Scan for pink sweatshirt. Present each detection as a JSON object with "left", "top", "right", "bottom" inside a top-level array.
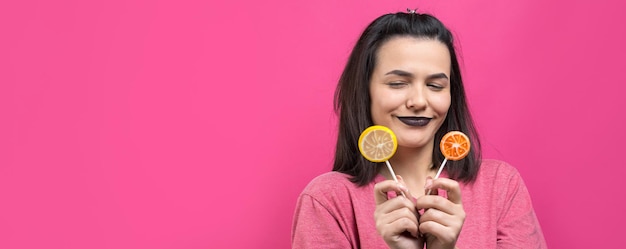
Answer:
[{"left": 292, "top": 159, "right": 547, "bottom": 248}]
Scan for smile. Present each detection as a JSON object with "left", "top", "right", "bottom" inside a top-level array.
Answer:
[{"left": 397, "top": 116, "right": 432, "bottom": 127}]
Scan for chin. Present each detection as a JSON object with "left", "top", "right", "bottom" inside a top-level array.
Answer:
[{"left": 397, "top": 139, "right": 430, "bottom": 149}]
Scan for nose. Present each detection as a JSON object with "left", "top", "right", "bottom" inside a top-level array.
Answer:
[{"left": 406, "top": 85, "right": 427, "bottom": 111}]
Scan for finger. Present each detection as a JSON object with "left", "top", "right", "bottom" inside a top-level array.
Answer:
[
  {"left": 396, "top": 175, "right": 414, "bottom": 200},
  {"left": 374, "top": 180, "right": 409, "bottom": 205},
  {"left": 424, "top": 176, "right": 439, "bottom": 196},
  {"left": 377, "top": 207, "right": 420, "bottom": 237},
  {"left": 379, "top": 218, "right": 420, "bottom": 239},
  {"left": 419, "top": 220, "right": 457, "bottom": 244},
  {"left": 426, "top": 178, "right": 462, "bottom": 204},
  {"left": 375, "top": 195, "right": 418, "bottom": 217},
  {"left": 415, "top": 195, "right": 459, "bottom": 215},
  {"left": 419, "top": 206, "right": 457, "bottom": 227},
  {"left": 396, "top": 174, "right": 406, "bottom": 186}
]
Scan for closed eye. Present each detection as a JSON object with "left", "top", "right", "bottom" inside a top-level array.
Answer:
[
  {"left": 387, "top": 82, "right": 408, "bottom": 88},
  {"left": 427, "top": 83, "right": 445, "bottom": 90}
]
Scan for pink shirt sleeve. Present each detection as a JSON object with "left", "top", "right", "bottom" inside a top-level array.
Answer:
[
  {"left": 496, "top": 169, "right": 547, "bottom": 249},
  {"left": 291, "top": 194, "right": 352, "bottom": 248}
]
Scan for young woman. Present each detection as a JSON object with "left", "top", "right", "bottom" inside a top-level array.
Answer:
[{"left": 292, "top": 11, "right": 546, "bottom": 249}]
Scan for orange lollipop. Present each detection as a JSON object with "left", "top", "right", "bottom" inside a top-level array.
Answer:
[
  {"left": 440, "top": 131, "right": 471, "bottom": 161},
  {"left": 428, "top": 131, "right": 471, "bottom": 195}
]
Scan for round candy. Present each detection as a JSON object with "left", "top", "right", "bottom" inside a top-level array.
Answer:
[
  {"left": 358, "top": 125, "right": 398, "bottom": 162},
  {"left": 440, "top": 131, "right": 471, "bottom": 160}
]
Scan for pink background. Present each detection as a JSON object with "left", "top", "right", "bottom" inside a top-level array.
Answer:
[{"left": 1, "top": 0, "right": 625, "bottom": 248}]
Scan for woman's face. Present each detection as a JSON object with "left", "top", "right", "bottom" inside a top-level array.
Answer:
[{"left": 369, "top": 37, "right": 451, "bottom": 150}]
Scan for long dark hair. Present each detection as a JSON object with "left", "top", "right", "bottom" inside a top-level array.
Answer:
[{"left": 332, "top": 12, "right": 482, "bottom": 186}]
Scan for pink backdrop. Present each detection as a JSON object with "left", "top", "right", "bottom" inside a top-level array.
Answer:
[{"left": 2, "top": 0, "right": 625, "bottom": 248}]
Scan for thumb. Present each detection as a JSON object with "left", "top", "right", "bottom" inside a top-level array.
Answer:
[
  {"left": 396, "top": 174, "right": 406, "bottom": 185},
  {"left": 395, "top": 175, "right": 414, "bottom": 201},
  {"left": 425, "top": 176, "right": 438, "bottom": 196}
]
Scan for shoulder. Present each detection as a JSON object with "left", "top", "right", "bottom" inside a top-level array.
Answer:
[
  {"left": 465, "top": 159, "right": 526, "bottom": 192},
  {"left": 297, "top": 171, "right": 376, "bottom": 211},
  {"left": 295, "top": 171, "right": 369, "bottom": 222},
  {"left": 293, "top": 172, "right": 374, "bottom": 248},
  {"left": 300, "top": 171, "right": 359, "bottom": 198},
  {"left": 476, "top": 159, "right": 523, "bottom": 181},
  {"left": 461, "top": 159, "right": 533, "bottom": 215}
]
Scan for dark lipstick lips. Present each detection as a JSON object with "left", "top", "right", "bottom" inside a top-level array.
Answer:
[{"left": 397, "top": 117, "right": 432, "bottom": 127}]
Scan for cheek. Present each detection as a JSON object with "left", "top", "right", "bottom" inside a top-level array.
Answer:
[
  {"left": 371, "top": 98, "right": 400, "bottom": 119},
  {"left": 370, "top": 99, "right": 386, "bottom": 123},
  {"left": 370, "top": 93, "right": 397, "bottom": 123},
  {"left": 373, "top": 90, "right": 405, "bottom": 109},
  {"left": 370, "top": 90, "right": 390, "bottom": 111},
  {"left": 432, "top": 95, "right": 451, "bottom": 115}
]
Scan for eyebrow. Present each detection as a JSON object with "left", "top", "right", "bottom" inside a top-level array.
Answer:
[
  {"left": 385, "top": 70, "right": 449, "bottom": 80},
  {"left": 426, "top": 73, "right": 449, "bottom": 81},
  {"left": 385, "top": 70, "right": 414, "bottom": 78}
]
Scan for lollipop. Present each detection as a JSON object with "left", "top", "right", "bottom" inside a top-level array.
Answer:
[
  {"left": 427, "top": 131, "right": 471, "bottom": 195},
  {"left": 440, "top": 131, "right": 471, "bottom": 161},
  {"left": 358, "top": 125, "right": 405, "bottom": 197},
  {"left": 358, "top": 125, "right": 397, "bottom": 163}
]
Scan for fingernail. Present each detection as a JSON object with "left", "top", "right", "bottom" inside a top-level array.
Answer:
[
  {"left": 424, "top": 178, "right": 433, "bottom": 189},
  {"left": 398, "top": 184, "right": 408, "bottom": 192}
]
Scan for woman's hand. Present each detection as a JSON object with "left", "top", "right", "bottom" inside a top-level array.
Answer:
[
  {"left": 416, "top": 177, "right": 465, "bottom": 249},
  {"left": 374, "top": 176, "right": 424, "bottom": 249}
]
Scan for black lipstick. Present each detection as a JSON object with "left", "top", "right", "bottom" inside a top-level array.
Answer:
[{"left": 397, "top": 116, "right": 431, "bottom": 127}]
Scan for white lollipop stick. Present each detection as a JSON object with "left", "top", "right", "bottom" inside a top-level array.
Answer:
[
  {"left": 385, "top": 160, "right": 407, "bottom": 198},
  {"left": 426, "top": 158, "right": 448, "bottom": 195}
]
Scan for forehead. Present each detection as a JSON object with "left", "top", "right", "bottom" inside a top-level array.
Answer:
[{"left": 374, "top": 37, "right": 451, "bottom": 75}]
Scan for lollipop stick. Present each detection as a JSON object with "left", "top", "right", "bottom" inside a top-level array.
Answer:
[
  {"left": 426, "top": 158, "right": 448, "bottom": 195},
  {"left": 385, "top": 160, "right": 407, "bottom": 198},
  {"left": 433, "top": 158, "right": 448, "bottom": 179}
]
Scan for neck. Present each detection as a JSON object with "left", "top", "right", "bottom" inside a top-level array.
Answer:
[{"left": 379, "top": 144, "right": 437, "bottom": 197}]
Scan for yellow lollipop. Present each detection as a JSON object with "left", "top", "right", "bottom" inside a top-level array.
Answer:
[
  {"left": 358, "top": 126, "right": 404, "bottom": 196},
  {"left": 358, "top": 125, "right": 398, "bottom": 162}
]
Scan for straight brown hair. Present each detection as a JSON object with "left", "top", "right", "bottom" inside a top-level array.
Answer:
[{"left": 332, "top": 12, "right": 482, "bottom": 186}]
